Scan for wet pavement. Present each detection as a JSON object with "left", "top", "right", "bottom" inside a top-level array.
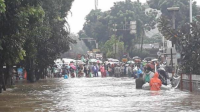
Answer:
[{"left": 0, "top": 77, "right": 200, "bottom": 112}]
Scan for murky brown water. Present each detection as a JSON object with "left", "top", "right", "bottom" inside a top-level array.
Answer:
[{"left": 0, "top": 77, "right": 200, "bottom": 112}]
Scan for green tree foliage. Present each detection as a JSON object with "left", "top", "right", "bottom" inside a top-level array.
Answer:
[
  {"left": 79, "top": 0, "right": 157, "bottom": 53},
  {"left": 157, "top": 16, "right": 179, "bottom": 45},
  {"left": 0, "top": 0, "right": 75, "bottom": 85},
  {"left": 158, "top": 15, "right": 200, "bottom": 74},
  {"left": 100, "top": 35, "right": 124, "bottom": 59},
  {"left": 146, "top": 0, "right": 200, "bottom": 74},
  {"left": 147, "top": 0, "right": 200, "bottom": 28},
  {"left": 0, "top": 0, "right": 5, "bottom": 13},
  {"left": 23, "top": 0, "right": 75, "bottom": 82}
]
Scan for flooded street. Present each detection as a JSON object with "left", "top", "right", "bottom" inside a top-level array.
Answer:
[{"left": 1, "top": 77, "right": 200, "bottom": 112}]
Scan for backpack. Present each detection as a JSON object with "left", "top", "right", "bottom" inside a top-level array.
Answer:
[{"left": 145, "top": 73, "right": 150, "bottom": 83}]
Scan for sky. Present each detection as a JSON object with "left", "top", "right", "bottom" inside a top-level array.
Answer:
[{"left": 67, "top": 0, "right": 200, "bottom": 34}]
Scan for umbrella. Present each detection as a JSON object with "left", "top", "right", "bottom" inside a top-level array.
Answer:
[
  {"left": 97, "top": 60, "right": 102, "bottom": 63},
  {"left": 151, "top": 59, "right": 158, "bottom": 62},
  {"left": 127, "top": 61, "right": 135, "bottom": 64},
  {"left": 70, "top": 65, "right": 76, "bottom": 70},
  {"left": 137, "top": 69, "right": 143, "bottom": 75},
  {"left": 132, "top": 56, "right": 141, "bottom": 60},
  {"left": 89, "top": 59, "right": 97, "bottom": 63},
  {"left": 78, "top": 61, "right": 85, "bottom": 65},
  {"left": 76, "top": 60, "right": 84, "bottom": 65}
]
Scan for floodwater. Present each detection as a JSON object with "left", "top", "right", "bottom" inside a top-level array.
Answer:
[{"left": 0, "top": 77, "right": 200, "bottom": 112}]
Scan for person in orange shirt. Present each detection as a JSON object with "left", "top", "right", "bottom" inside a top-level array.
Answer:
[{"left": 150, "top": 72, "right": 162, "bottom": 91}]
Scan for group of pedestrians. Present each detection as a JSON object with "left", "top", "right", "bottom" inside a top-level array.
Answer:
[
  {"left": 53, "top": 57, "right": 169, "bottom": 91},
  {"left": 107, "top": 63, "right": 143, "bottom": 78},
  {"left": 56, "top": 62, "right": 106, "bottom": 78},
  {"left": 135, "top": 61, "right": 170, "bottom": 91}
]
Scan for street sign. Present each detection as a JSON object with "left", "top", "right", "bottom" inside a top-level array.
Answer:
[
  {"left": 167, "top": 40, "right": 172, "bottom": 48},
  {"left": 130, "top": 21, "right": 136, "bottom": 34}
]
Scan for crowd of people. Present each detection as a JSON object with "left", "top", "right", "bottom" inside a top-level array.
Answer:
[
  {"left": 50, "top": 57, "right": 171, "bottom": 91},
  {"left": 134, "top": 60, "right": 171, "bottom": 91}
]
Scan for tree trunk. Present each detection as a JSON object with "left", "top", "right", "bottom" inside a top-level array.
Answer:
[
  {"left": 5, "top": 65, "right": 13, "bottom": 87},
  {"left": 0, "top": 63, "right": 6, "bottom": 93},
  {"left": 44, "top": 68, "right": 47, "bottom": 78},
  {"left": 27, "top": 68, "right": 36, "bottom": 83},
  {"left": 26, "top": 58, "right": 36, "bottom": 83},
  {"left": 35, "top": 68, "right": 40, "bottom": 81},
  {"left": 41, "top": 67, "right": 45, "bottom": 79}
]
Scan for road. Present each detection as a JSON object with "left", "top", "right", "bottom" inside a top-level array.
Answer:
[{"left": 0, "top": 77, "right": 200, "bottom": 112}]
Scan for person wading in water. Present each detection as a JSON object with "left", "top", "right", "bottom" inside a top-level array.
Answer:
[
  {"left": 135, "top": 73, "right": 145, "bottom": 89},
  {"left": 150, "top": 72, "right": 162, "bottom": 91}
]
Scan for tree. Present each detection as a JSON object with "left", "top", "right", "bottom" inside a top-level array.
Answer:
[
  {"left": 80, "top": 0, "right": 157, "bottom": 53},
  {"left": 0, "top": 0, "right": 5, "bottom": 13},
  {"left": 100, "top": 35, "right": 124, "bottom": 59},
  {"left": 147, "top": 0, "right": 200, "bottom": 28},
  {"left": 158, "top": 15, "right": 200, "bottom": 74},
  {"left": 22, "top": 0, "right": 75, "bottom": 82},
  {"left": 0, "top": 0, "right": 75, "bottom": 89},
  {"left": 0, "top": 0, "right": 45, "bottom": 86}
]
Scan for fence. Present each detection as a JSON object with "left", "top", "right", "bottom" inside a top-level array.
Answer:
[{"left": 180, "top": 74, "right": 200, "bottom": 92}]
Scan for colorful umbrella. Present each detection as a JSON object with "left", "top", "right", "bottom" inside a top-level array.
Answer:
[
  {"left": 89, "top": 59, "right": 97, "bottom": 63},
  {"left": 70, "top": 65, "right": 76, "bottom": 70},
  {"left": 127, "top": 61, "right": 135, "bottom": 64}
]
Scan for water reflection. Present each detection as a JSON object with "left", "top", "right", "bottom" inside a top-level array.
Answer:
[{"left": 0, "top": 77, "right": 200, "bottom": 112}]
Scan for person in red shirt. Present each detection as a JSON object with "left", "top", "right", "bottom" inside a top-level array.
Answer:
[
  {"left": 150, "top": 72, "right": 162, "bottom": 91},
  {"left": 100, "top": 65, "right": 106, "bottom": 77}
]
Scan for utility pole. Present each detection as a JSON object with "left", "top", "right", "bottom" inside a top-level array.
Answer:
[
  {"left": 95, "top": 0, "right": 98, "bottom": 10},
  {"left": 140, "top": 29, "right": 144, "bottom": 52},
  {"left": 113, "top": 24, "right": 117, "bottom": 59},
  {"left": 190, "top": 0, "right": 192, "bottom": 23},
  {"left": 130, "top": 21, "right": 137, "bottom": 53},
  {"left": 190, "top": 0, "right": 192, "bottom": 34},
  {"left": 167, "top": 7, "right": 179, "bottom": 74}
]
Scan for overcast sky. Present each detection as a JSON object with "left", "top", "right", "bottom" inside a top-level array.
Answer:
[{"left": 67, "top": 0, "right": 200, "bottom": 34}]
